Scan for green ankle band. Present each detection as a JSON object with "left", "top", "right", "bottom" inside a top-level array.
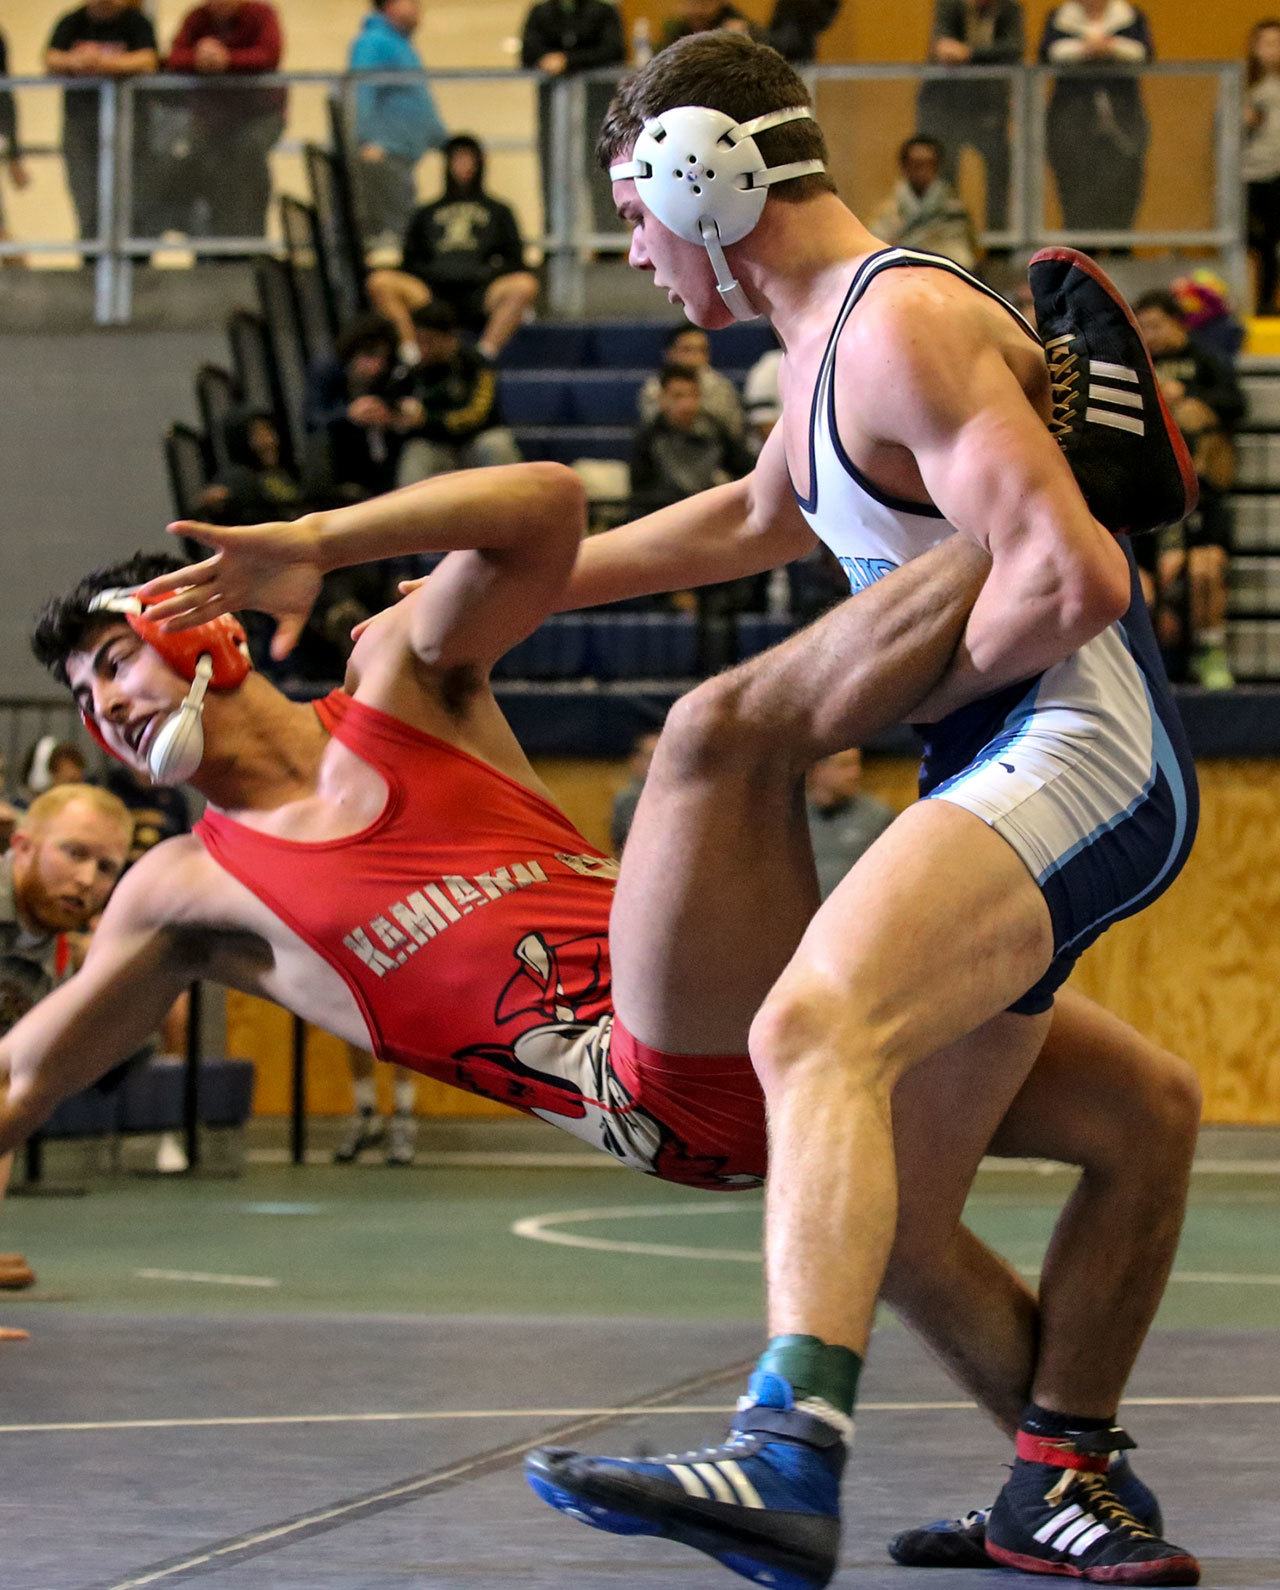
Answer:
[{"left": 757, "top": 1334, "right": 863, "bottom": 1418}]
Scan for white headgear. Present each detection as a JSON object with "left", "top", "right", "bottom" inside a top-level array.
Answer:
[{"left": 610, "top": 104, "right": 825, "bottom": 321}]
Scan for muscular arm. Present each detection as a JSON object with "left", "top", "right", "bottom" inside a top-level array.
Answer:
[
  {"left": 845, "top": 289, "right": 1130, "bottom": 721},
  {"left": 141, "top": 463, "right": 588, "bottom": 674},
  {"left": 557, "top": 422, "right": 817, "bottom": 610},
  {"left": 0, "top": 853, "right": 204, "bottom": 1156}
]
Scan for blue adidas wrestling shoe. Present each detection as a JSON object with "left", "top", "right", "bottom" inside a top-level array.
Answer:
[
  {"left": 525, "top": 1371, "right": 848, "bottom": 1588},
  {"left": 1029, "top": 247, "right": 1199, "bottom": 538},
  {"left": 985, "top": 1429, "right": 1199, "bottom": 1584},
  {"left": 886, "top": 1453, "right": 1163, "bottom": 1570}
]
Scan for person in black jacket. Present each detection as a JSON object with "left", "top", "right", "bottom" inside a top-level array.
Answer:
[
  {"left": 394, "top": 302, "right": 521, "bottom": 483},
  {"left": 304, "top": 312, "right": 416, "bottom": 498},
  {"left": 0, "top": 30, "right": 30, "bottom": 255},
  {"left": 521, "top": 0, "right": 626, "bottom": 243},
  {"left": 763, "top": 0, "right": 842, "bottom": 65},
  {"left": 367, "top": 134, "right": 538, "bottom": 363},
  {"left": 916, "top": 0, "right": 1024, "bottom": 235}
]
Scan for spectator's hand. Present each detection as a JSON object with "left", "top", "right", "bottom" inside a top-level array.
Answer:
[
  {"left": 66, "top": 42, "right": 103, "bottom": 74},
  {"left": 723, "top": 18, "right": 751, "bottom": 33},
  {"left": 194, "top": 37, "right": 230, "bottom": 73},
  {"left": 348, "top": 395, "right": 396, "bottom": 428},
  {"left": 6, "top": 158, "right": 28, "bottom": 191},
  {"left": 1175, "top": 397, "right": 1221, "bottom": 436},
  {"left": 537, "top": 51, "right": 568, "bottom": 75},
  {"left": 361, "top": 143, "right": 386, "bottom": 163},
  {"left": 1159, "top": 375, "right": 1186, "bottom": 403},
  {"left": 1247, "top": 103, "right": 1266, "bottom": 133},
  {"left": 138, "top": 518, "right": 326, "bottom": 661},
  {"left": 1081, "top": 31, "right": 1115, "bottom": 59},
  {"left": 933, "top": 37, "right": 971, "bottom": 63},
  {"left": 198, "top": 483, "right": 231, "bottom": 512}
]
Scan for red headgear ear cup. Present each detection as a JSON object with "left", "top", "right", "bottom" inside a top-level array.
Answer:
[
  {"left": 125, "top": 608, "right": 250, "bottom": 690},
  {"left": 80, "top": 589, "right": 251, "bottom": 782}
]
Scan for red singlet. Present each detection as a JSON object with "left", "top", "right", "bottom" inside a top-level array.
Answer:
[{"left": 196, "top": 691, "right": 765, "bottom": 1189}]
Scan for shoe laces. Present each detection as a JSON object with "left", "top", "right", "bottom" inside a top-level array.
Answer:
[
  {"left": 650, "top": 1429, "right": 759, "bottom": 1464},
  {"left": 1045, "top": 1469, "right": 1155, "bottom": 1539},
  {"left": 1044, "top": 333, "right": 1082, "bottom": 438}
]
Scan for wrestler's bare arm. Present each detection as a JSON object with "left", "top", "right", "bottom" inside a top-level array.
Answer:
[
  {"left": 843, "top": 286, "right": 1132, "bottom": 719},
  {"left": 140, "top": 463, "right": 588, "bottom": 673},
  {"left": 554, "top": 423, "right": 818, "bottom": 611},
  {"left": 0, "top": 844, "right": 214, "bottom": 1155}
]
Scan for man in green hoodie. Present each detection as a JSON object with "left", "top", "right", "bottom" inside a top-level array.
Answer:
[{"left": 349, "top": 0, "right": 447, "bottom": 244}]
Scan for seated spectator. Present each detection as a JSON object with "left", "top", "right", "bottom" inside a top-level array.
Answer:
[
  {"left": 1136, "top": 288, "right": 1246, "bottom": 690},
  {"left": 367, "top": 134, "right": 539, "bottom": 364},
  {"left": 199, "top": 409, "right": 315, "bottom": 526},
  {"left": 395, "top": 302, "right": 521, "bottom": 485},
  {"left": 610, "top": 728, "right": 662, "bottom": 856},
  {"left": 18, "top": 739, "right": 89, "bottom": 806},
  {"left": 743, "top": 347, "right": 783, "bottom": 450},
  {"left": 304, "top": 313, "right": 414, "bottom": 499},
  {"left": 916, "top": 0, "right": 1024, "bottom": 236},
  {"left": 349, "top": 0, "right": 446, "bottom": 248},
  {"left": 0, "top": 785, "right": 132, "bottom": 1328},
  {"left": 660, "top": 0, "right": 761, "bottom": 50},
  {"left": 806, "top": 749, "right": 896, "bottom": 900},
  {"left": 1171, "top": 269, "right": 1245, "bottom": 364},
  {"left": 638, "top": 326, "right": 746, "bottom": 441},
  {"left": 870, "top": 135, "right": 980, "bottom": 271},
  {"left": 764, "top": 0, "right": 843, "bottom": 64},
  {"left": 0, "top": 28, "right": 31, "bottom": 257},
  {"left": 44, "top": 0, "right": 159, "bottom": 243},
  {"left": 166, "top": 0, "right": 285, "bottom": 241},
  {"left": 630, "top": 363, "right": 755, "bottom": 514},
  {"left": 1040, "top": 0, "right": 1153, "bottom": 236}
]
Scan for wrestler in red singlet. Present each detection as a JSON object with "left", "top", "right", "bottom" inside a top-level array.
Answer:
[{"left": 197, "top": 690, "right": 765, "bottom": 1190}]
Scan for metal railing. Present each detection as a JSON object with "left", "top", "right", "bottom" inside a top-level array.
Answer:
[{"left": 0, "top": 61, "right": 1247, "bottom": 325}]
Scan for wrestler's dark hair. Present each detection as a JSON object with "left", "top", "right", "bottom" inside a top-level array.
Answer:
[
  {"left": 597, "top": 31, "right": 836, "bottom": 202},
  {"left": 31, "top": 552, "right": 185, "bottom": 686}
]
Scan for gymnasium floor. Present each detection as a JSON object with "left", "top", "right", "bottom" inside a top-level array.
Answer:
[{"left": 3, "top": 1126, "right": 1277, "bottom": 1589}]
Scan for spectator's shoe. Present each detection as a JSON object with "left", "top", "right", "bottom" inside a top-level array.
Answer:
[
  {"left": 0, "top": 1253, "right": 35, "bottom": 1291},
  {"left": 526, "top": 1371, "right": 848, "bottom": 1588},
  {"left": 385, "top": 1113, "right": 418, "bottom": 1167},
  {"left": 985, "top": 1430, "right": 1199, "bottom": 1584},
  {"left": 886, "top": 1454, "right": 1163, "bottom": 1569},
  {"left": 333, "top": 1109, "right": 385, "bottom": 1165},
  {"left": 1029, "top": 248, "right": 1199, "bottom": 537},
  {"left": 1190, "top": 642, "right": 1235, "bottom": 691}
]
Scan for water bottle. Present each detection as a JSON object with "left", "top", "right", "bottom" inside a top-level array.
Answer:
[{"left": 631, "top": 16, "right": 653, "bottom": 68}]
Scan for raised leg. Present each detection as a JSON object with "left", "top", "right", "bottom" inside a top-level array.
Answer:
[{"left": 366, "top": 267, "right": 431, "bottom": 349}]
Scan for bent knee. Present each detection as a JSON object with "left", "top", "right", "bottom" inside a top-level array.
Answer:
[
  {"left": 748, "top": 974, "right": 896, "bottom": 1096},
  {"left": 1145, "top": 1051, "right": 1203, "bottom": 1153},
  {"left": 655, "top": 673, "right": 774, "bottom": 783}
]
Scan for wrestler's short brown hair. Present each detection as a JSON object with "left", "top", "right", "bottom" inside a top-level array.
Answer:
[{"left": 597, "top": 31, "right": 836, "bottom": 203}]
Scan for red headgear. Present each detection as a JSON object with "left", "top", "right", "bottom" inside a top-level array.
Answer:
[{"left": 81, "top": 588, "right": 250, "bottom": 782}]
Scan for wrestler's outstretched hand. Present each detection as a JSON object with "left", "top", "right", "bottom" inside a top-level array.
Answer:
[{"left": 137, "top": 519, "right": 324, "bottom": 661}]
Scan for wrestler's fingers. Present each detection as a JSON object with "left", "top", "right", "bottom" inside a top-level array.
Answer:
[{"left": 270, "top": 615, "right": 307, "bottom": 661}]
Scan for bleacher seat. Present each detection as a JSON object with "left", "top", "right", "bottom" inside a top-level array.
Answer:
[
  {"left": 514, "top": 426, "right": 632, "bottom": 465},
  {"left": 505, "top": 325, "right": 592, "bottom": 369},
  {"left": 499, "top": 374, "right": 574, "bottom": 426},
  {"left": 736, "top": 613, "right": 798, "bottom": 660},
  {"left": 588, "top": 612, "right": 698, "bottom": 679},
  {"left": 41, "top": 1058, "right": 255, "bottom": 1142}
]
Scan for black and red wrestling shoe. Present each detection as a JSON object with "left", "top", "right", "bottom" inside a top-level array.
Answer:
[
  {"left": 1029, "top": 247, "right": 1199, "bottom": 538},
  {"left": 985, "top": 1428, "right": 1199, "bottom": 1584}
]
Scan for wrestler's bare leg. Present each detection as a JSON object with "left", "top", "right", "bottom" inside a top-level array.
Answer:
[{"left": 884, "top": 986, "right": 1201, "bottom": 1430}]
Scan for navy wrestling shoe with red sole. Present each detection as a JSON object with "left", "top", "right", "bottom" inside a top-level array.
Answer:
[
  {"left": 886, "top": 1454, "right": 1164, "bottom": 1570},
  {"left": 526, "top": 1371, "right": 847, "bottom": 1588},
  {"left": 985, "top": 1430, "right": 1199, "bottom": 1585},
  {"left": 1029, "top": 247, "right": 1199, "bottom": 538}
]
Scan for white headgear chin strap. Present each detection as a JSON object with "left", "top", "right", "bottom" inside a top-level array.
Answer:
[
  {"left": 611, "top": 104, "right": 825, "bottom": 322},
  {"left": 148, "top": 655, "right": 213, "bottom": 786}
]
